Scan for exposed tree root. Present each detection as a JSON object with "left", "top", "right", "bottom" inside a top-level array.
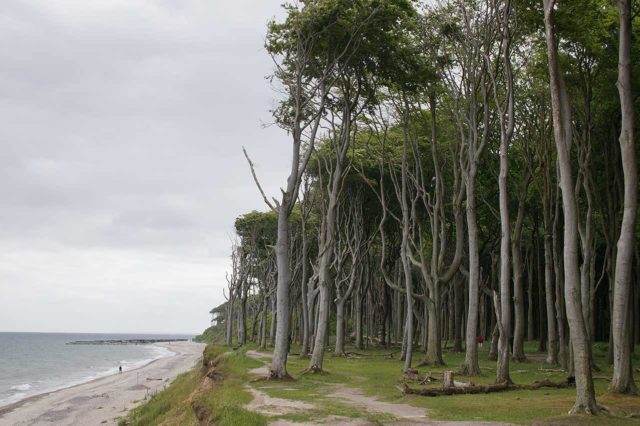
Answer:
[
  {"left": 402, "top": 379, "right": 575, "bottom": 397},
  {"left": 568, "top": 402, "right": 608, "bottom": 415},
  {"left": 458, "top": 364, "right": 483, "bottom": 377},
  {"left": 300, "top": 365, "right": 329, "bottom": 376},
  {"left": 267, "top": 370, "right": 295, "bottom": 381}
]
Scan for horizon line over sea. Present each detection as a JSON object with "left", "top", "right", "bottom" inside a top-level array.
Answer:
[
  {"left": 0, "top": 330, "right": 201, "bottom": 335},
  {"left": 0, "top": 332, "right": 195, "bottom": 408}
]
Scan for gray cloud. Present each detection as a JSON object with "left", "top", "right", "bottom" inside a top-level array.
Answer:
[{"left": 0, "top": 0, "right": 291, "bottom": 333}]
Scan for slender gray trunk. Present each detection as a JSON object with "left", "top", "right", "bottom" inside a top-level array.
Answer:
[
  {"left": 543, "top": 1, "right": 600, "bottom": 412},
  {"left": 610, "top": 0, "right": 638, "bottom": 395}
]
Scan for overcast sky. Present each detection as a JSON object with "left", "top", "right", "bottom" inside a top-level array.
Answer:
[{"left": 0, "top": 0, "right": 291, "bottom": 334}]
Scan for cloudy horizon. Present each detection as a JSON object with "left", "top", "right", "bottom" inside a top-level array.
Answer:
[{"left": 0, "top": 0, "right": 290, "bottom": 334}]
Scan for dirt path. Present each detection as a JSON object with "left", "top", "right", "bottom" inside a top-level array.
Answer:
[
  {"left": 328, "top": 384, "right": 427, "bottom": 422},
  {"left": 246, "top": 350, "right": 272, "bottom": 377},
  {"left": 244, "top": 386, "right": 314, "bottom": 416},
  {"left": 242, "top": 350, "right": 513, "bottom": 426}
]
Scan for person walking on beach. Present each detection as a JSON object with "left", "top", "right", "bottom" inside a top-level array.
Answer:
[{"left": 119, "top": 365, "right": 122, "bottom": 374}]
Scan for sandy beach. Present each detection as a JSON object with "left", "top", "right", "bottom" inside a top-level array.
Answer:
[{"left": 0, "top": 341, "right": 205, "bottom": 426}]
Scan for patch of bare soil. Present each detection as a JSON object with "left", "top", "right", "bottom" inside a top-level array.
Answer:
[
  {"left": 246, "top": 350, "right": 273, "bottom": 360},
  {"left": 269, "top": 416, "right": 373, "bottom": 425},
  {"left": 248, "top": 365, "right": 271, "bottom": 377},
  {"left": 328, "top": 384, "right": 428, "bottom": 423},
  {"left": 246, "top": 350, "right": 272, "bottom": 378},
  {"left": 243, "top": 350, "right": 511, "bottom": 425},
  {"left": 244, "top": 385, "right": 315, "bottom": 416}
]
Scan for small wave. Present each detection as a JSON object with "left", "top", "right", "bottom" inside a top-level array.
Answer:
[
  {"left": 0, "top": 392, "right": 26, "bottom": 406},
  {"left": 10, "top": 384, "right": 31, "bottom": 391}
]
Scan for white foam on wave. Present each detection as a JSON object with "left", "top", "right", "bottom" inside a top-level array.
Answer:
[
  {"left": 10, "top": 384, "right": 31, "bottom": 391},
  {"left": 0, "top": 342, "right": 178, "bottom": 409},
  {"left": 0, "top": 392, "right": 27, "bottom": 407}
]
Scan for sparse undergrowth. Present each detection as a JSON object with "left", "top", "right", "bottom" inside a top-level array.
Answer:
[{"left": 120, "top": 341, "right": 640, "bottom": 425}]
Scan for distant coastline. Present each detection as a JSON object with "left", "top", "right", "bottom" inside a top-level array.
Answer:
[
  {"left": 0, "top": 341, "right": 204, "bottom": 425},
  {"left": 67, "top": 338, "right": 190, "bottom": 345},
  {"left": 0, "top": 332, "right": 193, "bottom": 409},
  {"left": 0, "top": 346, "right": 174, "bottom": 414}
]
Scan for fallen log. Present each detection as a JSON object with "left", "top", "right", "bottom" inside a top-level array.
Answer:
[
  {"left": 403, "top": 382, "right": 510, "bottom": 396},
  {"left": 402, "top": 379, "right": 573, "bottom": 397},
  {"left": 517, "top": 379, "right": 573, "bottom": 390}
]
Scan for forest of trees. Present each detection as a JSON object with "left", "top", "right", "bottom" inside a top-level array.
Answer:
[{"left": 221, "top": 0, "right": 639, "bottom": 416}]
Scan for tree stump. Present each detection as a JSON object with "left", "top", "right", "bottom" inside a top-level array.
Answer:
[{"left": 443, "top": 370, "right": 454, "bottom": 388}]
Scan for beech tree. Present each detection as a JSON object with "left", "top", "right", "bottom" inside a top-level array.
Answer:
[{"left": 216, "top": 0, "right": 640, "bottom": 416}]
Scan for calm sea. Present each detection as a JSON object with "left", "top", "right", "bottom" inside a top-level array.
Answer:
[{"left": 0, "top": 332, "right": 193, "bottom": 408}]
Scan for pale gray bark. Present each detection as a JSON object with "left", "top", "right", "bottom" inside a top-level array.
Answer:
[
  {"left": 543, "top": 0, "right": 600, "bottom": 413},
  {"left": 486, "top": 0, "right": 514, "bottom": 383},
  {"left": 610, "top": 0, "right": 638, "bottom": 395},
  {"left": 542, "top": 138, "right": 558, "bottom": 364},
  {"left": 449, "top": 2, "right": 490, "bottom": 377},
  {"left": 269, "top": 295, "right": 277, "bottom": 347},
  {"left": 511, "top": 181, "right": 530, "bottom": 362},
  {"left": 309, "top": 87, "right": 358, "bottom": 371}
]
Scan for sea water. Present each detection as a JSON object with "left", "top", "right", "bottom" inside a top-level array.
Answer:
[{"left": 0, "top": 332, "right": 192, "bottom": 407}]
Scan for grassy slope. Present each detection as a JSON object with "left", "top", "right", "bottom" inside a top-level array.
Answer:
[
  {"left": 120, "top": 346, "right": 266, "bottom": 426},
  {"left": 121, "top": 338, "right": 640, "bottom": 425}
]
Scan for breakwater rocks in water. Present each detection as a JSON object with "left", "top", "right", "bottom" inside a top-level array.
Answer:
[{"left": 66, "top": 339, "right": 189, "bottom": 345}]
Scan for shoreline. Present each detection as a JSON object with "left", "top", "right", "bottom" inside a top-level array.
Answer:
[
  {"left": 0, "top": 341, "right": 205, "bottom": 425},
  {"left": 0, "top": 343, "right": 175, "bottom": 415}
]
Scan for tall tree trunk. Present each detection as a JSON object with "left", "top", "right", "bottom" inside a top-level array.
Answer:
[
  {"left": 527, "top": 251, "right": 535, "bottom": 342},
  {"left": 543, "top": 157, "right": 558, "bottom": 364},
  {"left": 355, "top": 286, "right": 364, "bottom": 350},
  {"left": 269, "top": 294, "right": 277, "bottom": 347},
  {"left": 271, "top": 209, "right": 292, "bottom": 377},
  {"left": 238, "top": 282, "right": 248, "bottom": 346},
  {"left": 462, "top": 174, "right": 482, "bottom": 376},
  {"left": 300, "top": 220, "right": 310, "bottom": 357},
  {"left": 335, "top": 299, "right": 347, "bottom": 356},
  {"left": 260, "top": 295, "right": 268, "bottom": 349},
  {"left": 225, "top": 297, "right": 234, "bottom": 346},
  {"left": 512, "top": 187, "right": 529, "bottom": 361},
  {"left": 491, "top": 0, "right": 515, "bottom": 384},
  {"left": 454, "top": 278, "right": 464, "bottom": 352},
  {"left": 543, "top": 0, "right": 600, "bottom": 413},
  {"left": 610, "top": 0, "right": 638, "bottom": 395},
  {"left": 310, "top": 269, "right": 331, "bottom": 370}
]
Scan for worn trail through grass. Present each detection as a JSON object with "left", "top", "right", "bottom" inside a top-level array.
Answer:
[{"left": 242, "top": 349, "right": 513, "bottom": 425}]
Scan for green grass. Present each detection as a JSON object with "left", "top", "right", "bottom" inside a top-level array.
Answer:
[
  {"left": 242, "top": 341, "right": 640, "bottom": 425},
  {"left": 120, "top": 346, "right": 267, "bottom": 426},
  {"left": 121, "top": 340, "right": 640, "bottom": 425}
]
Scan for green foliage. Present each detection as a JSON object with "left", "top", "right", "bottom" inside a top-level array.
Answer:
[{"left": 195, "top": 323, "right": 225, "bottom": 344}]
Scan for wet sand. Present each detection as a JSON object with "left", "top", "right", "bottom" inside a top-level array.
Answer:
[{"left": 0, "top": 341, "right": 205, "bottom": 426}]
